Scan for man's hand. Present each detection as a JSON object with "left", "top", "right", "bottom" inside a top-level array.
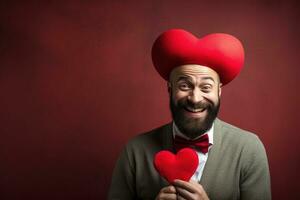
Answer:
[
  {"left": 173, "top": 179, "right": 209, "bottom": 200},
  {"left": 155, "top": 185, "right": 177, "bottom": 200}
]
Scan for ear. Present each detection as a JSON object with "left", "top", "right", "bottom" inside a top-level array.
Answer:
[
  {"left": 218, "top": 83, "right": 222, "bottom": 97},
  {"left": 167, "top": 82, "right": 171, "bottom": 94}
]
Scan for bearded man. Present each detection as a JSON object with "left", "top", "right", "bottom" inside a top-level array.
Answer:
[{"left": 108, "top": 29, "right": 271, "bottom": 200}]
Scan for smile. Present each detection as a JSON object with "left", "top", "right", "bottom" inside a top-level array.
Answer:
[{"left": 184, "top": 107, "right": 206, "bottom": 113}]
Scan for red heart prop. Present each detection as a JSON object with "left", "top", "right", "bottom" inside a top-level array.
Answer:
[
  {"left": 153, "top": 148, "right": 199, "bottom": 184},
  {"left": 152, "top": 29, "right": 244, "bottom": 85}
]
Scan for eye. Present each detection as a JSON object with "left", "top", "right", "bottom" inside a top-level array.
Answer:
[
  {"left": 178, "top": 82, "right": 191, "bottom": 91},
  {"left": 201, "top": 84, "right": 212, "bottom": 92}
]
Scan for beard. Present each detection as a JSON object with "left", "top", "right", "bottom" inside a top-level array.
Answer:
[{"left": 170, "top": 92, "right": 220, "bottom": 139}]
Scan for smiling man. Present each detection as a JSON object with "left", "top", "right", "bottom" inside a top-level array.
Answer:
[{"left": 108, "top": 29, "right": 271, "bottom": 200}]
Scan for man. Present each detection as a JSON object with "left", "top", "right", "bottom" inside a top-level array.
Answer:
[{"left": 108, "top": 29, "right": 271, "bottom": 200}]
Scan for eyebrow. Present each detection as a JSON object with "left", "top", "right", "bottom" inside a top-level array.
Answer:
[
  {"left": 176, "top": 76, "right": 215, "bottom": 83},
  {"left": 201, "top": 77, "right": 215, "bottom": 83},
  {"left": 176, "top": 76, "right": 193, "bottom": 82}
]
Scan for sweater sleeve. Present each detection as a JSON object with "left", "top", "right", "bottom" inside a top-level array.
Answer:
[
  {"left": 108, "top": 145, "right": 136, "bottom": 200},
  {"left": 240, "top": 135, "right": 271, "bottom": 200}
]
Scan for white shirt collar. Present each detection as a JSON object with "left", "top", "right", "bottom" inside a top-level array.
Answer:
[{"left": 172, "top": 122, "right": 214, "bottom": 145}]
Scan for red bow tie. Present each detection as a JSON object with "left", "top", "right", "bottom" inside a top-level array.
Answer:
[{"left": 174, "top": 134, "right": 210, "bottom": 154}]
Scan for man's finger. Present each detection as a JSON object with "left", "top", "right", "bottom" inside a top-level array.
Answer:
[
  {"left": 176, "top": 187, "right": 194, "bottom": 199},
  {"left": 176, "top": 194, "right": 186, "bottom": 200},
  {"left": 173, "top": 179, "right": 197, "bottom": 193},
  {"left": 156, "top": 186, "right": 177, "bottom": 200},
  {"left": 161, "top": 185, "right": 176, "bottom": 193},
  {"left": 158, "top": 193, "right": 177, "bottom": 200}
]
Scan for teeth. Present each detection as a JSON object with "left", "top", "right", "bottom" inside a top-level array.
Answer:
[{"left": 186, "top": 107, "right": 205, "bottom": 113}]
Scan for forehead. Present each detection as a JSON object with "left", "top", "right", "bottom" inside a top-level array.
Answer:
[{"left": 169, "top": 64, "right": 220, "bottom": 82}]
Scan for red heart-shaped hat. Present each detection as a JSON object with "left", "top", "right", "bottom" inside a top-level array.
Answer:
[{"left": 151, "top": 29, "right": 245, "bottom": 85}]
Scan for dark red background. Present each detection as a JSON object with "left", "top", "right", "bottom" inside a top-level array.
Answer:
[{"left": 1, "top": 1, "right": 299, "bottom": 199}]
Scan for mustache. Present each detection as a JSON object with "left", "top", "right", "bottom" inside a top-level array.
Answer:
[{"left": 178, "top": 99, "right": 212, "bottom": 110}]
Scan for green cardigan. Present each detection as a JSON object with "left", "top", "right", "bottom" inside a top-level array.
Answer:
[{"left": 108, "top": 119, "right": 271, "bottom": 200}]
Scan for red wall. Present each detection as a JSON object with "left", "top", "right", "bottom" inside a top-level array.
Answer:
[{"left": 1, "top": 1, "right": 299, "bottom": 199}]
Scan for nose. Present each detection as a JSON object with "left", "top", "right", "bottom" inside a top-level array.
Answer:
[{"left": 187, "top": 88, "right": 204, "bottom": 104}]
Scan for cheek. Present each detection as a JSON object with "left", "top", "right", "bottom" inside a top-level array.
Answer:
[
  {"left": 173, "top": 91, "right": 188, "bottom": 102},
  {"left": 203, "top": 92, "right": 219, "bottom": 104}
]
